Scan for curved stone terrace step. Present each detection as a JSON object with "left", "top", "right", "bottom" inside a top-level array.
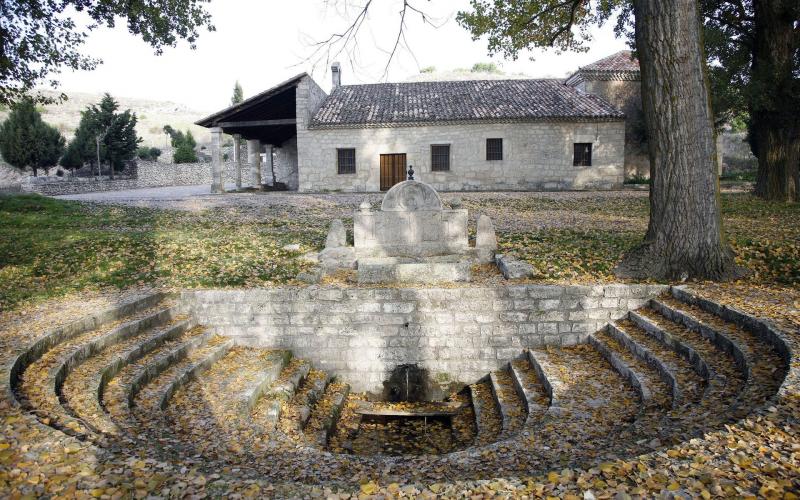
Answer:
[
  {"left": 488, "top": 369, "right": 526, "bottom": 436},
  {"left": 273, "top": 368, "right": 329, "bottom": 437},
  {"left": 130, "top": 337, "right": 232, "bottom": 420},
  {"left": 60, "top": 317, "right": 193, "bottom": 435},
  {"left": 671, "top": 286, "right": 791, "bottom": 372},
  {"left": 469, "top": 379, "right": 502, "bottom": 446},
  {"left": 525, "top": 349, "right": 566, "bottom": 414},
  {"left": 304, "top": 381, "right": 351, "bottom": 448},
  {"left": 508, "top": 358, "right": 549, "bottom": 427},
  {"left": 632, "top": 307, "right": 745, "bottom": 415},
  {"left": 628, "top": 310, "right": 715, "bottom": 384},
  {"left": 654, "top": 294, "right": 787, "bottom": 413},
  {"left": 157, "top": 347, "right": 290, "bottom": 460},
  {"left": 250, "top": 358, "right": 309, "bottom": 431},
  {"left": 588, "top": 333, "right": 653, "bottom": 408},
  {"left": 126, "top": 335, "right": 232, "bottom": 454},
  {"left": 13, "top": 298, "right": 175, "bottom": 437},
  {"left": 605, "top": 323, "right": 682, "bottom": 408},
  {"left": 592, "top": 327, "right": 673, "bottom": 412},
  {"left": 102, "top": 326, "right": 214, "bottom": 434},
  {"left": 611, "top": 319, "right": 706, "bottom": 404}
]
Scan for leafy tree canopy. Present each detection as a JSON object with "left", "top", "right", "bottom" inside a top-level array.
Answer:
[
  {"left": 471, "top": 62, "right": 502, "bottom": 73},
  {"left": 0, "top": 0, "right": 215, "bottom": 105}
]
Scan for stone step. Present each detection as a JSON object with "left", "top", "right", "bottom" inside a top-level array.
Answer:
[
  {"left": 304, "top": 381, "right": 351, "bottom": 448},
  {"left": 60, "top": 317, "right": 193, "bottom": 435},
  {"left": 611, "top": 318, "right": 706, "bottom": 404},
  {"left": 591, "top": 328, "right": 674, "bottom": 411},
  {"left": 605, "top": 323, "right": 682, "bottom": 408},
  {"left": 508, "top": 358, "right": 549, "bottom": 427},
  {"left": 289, "top": 369, "right": 329, "bottom": 430},
  {"left": 525, "top": 349, "right": 566, "bottom": 414},
  {"left": 513, "top": 345, "right": 641, "bottom": 469},
  {"left": 629, "top": 310, "right": 714, "bottom": 382},
  {"left": 129, "top": 336, "right": 232, "bottom": 445},
  {"left": 653, "top": 294, "right": 787, "bottom": 414},
  {"left": 103, "top": 326, "right": 215, "bottom": 433},
  {"left": 250, "top": 358, "right": 310, "bottom": 431},
  {"left": 13, "top": 298, "right": 175, "bottom": 437},
  {"left": 488, "top": 369, "right": 526, "bottom": 435},
  {"left": 468, "top": 379, "right": 502, "bottom": 446},
  {"left": 588, "top": 333, "right": 653, "bottom": 407},
  {"left": 669, "top": 287, "right": 791, "bottom": 371}
]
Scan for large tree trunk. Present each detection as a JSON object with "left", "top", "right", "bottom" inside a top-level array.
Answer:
[
  {"left": 751, "top": 0, "right": 799, "bottom": 202},
  {"left": 616, "top": 0, "right": 743, "bottom": 281}
]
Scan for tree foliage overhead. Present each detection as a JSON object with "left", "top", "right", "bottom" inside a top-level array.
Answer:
[
  {"left": 456, "top": 0, "right": 628, "bottom": 58},
  {"left": 0, "top": 0, "right": 215, "bottom": 105},
  {"left": 0, "top": 98, "right": 65, "bottom": 176}
]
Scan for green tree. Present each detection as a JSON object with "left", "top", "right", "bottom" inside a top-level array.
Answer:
[
  {"left": 458, "top": 0, "right": 740, "bottom": 280},
  {"left": 60, "top": 141, "right": 84, "bottom": 171},
  {"left": 701, "top": 0, "right": 799, "bottom": 202},
  {"left": 231, "top": 81, "right": 244, "bottom": 105},
  {"left": 64, "top": 94, "right": 140, "bottom": 178},
  {"left": 0, "top": 98, "right": 65, "bottom": 176},
  {"left": 173, "top": 141, "right": 198, "bottom": 163},
  {"left": 0, "top": 0, "right": 215, "bottom": 105}
]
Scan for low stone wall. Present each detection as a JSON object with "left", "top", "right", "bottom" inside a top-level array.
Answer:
[{"left": 181, "top": 283, "right": 667, "bottom": 393}]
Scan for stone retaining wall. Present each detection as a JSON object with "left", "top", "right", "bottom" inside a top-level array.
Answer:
[{"left": 181, "top": 283, "right": 667, "bottom": 393}]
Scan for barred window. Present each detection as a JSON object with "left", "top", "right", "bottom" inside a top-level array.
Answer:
[
  {"left": 337, "top": 148, "right": 356, "bottom": 174},
  {"left": 573, "top": 143, "right": 592, "bottom": 167},
  {"left": 486, "top": 138, "right": 503, "bottom": 161},
  {"left": 431, "top": 144, "right": 450, "bottom": 171}
]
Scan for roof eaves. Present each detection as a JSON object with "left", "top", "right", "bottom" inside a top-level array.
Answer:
[{"left": 195, "top": 72, "right": 309, "bottom": 127}]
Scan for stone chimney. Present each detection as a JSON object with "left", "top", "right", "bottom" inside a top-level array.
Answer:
[{"left": 331, "top": 62, "right": 342, "bottom": 89}]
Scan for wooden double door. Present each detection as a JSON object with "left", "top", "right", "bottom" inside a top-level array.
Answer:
[{"left": 380, "top": 153, "right": 407, "bottom": 191}]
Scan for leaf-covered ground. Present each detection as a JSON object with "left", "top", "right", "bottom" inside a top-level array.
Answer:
[
  {"left": 1, "top": 190, "right": 798, "bottom": 310},
  {"left": 0, "top": 190, "right": 798, "bottom": 497}
]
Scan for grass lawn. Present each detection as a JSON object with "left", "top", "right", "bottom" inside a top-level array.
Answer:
[{"left": 0, "top": 192, "right": 797, "bottom": 311}]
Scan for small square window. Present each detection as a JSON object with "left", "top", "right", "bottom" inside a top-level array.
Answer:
[
  {"left": 486, "top": 138, "right": 503, "bottom": 161},
  {"left": 337, "top": 148, "right": 356, "bottom": 174},
  {"left": 431, "top": 144, "right": 450, "bottom": 171},
  {"left": 573, "top": 143, "right": 592, "bottom": 167}
]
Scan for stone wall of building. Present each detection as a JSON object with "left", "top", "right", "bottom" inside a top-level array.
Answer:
[
  {"left": 274, "top": 137, "right": 299, "bottom": 190},
  {"left": 296, "top": 120, "right": 626, "bottom": 192},
  {"left": 182, "top": 283, "right": 667, "bottom": 393},
  {"left": 579, "top": 79, "right": 649, "bottom": 180}
]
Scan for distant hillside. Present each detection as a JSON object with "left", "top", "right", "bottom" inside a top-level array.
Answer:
[{"left": 0, "top": 90, "right": 215, "bottom": 148}]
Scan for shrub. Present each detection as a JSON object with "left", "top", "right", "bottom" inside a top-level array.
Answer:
[
  {"left": 173, "top": 141, "right": 198, "bottom": 163},
  {"left": 137, "top": 146, "right": 162, "bottom": 161}
]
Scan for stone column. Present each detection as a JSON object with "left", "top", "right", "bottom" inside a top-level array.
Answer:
[
  {"left": 265, "top": 144, "right": 275, "bottom": 186},
  {"left": 233, "top": 134, "right": 243, "bottom": 190},
  {"left": 210, "top": 127, "right": 224, "bottom": 194},
  {"left": 247, "top": 139, "right": 262, "bottom": 189}
]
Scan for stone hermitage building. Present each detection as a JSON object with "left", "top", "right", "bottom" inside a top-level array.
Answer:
[{"left": 196, "top": 51, "right": 646, "bottom": 193}]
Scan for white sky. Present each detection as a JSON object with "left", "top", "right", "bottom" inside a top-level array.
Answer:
[{"left": 56, "top": 0, "right": 629, "bottom": 111}]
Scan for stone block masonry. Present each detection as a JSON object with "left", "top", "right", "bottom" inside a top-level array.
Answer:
[{"left": 181, "top": 283, "right": 667, "bottom": 394}]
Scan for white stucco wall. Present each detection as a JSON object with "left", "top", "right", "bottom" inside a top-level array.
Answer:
[{"left": 296, "top": 120, "right": 625, "bottom": 192}]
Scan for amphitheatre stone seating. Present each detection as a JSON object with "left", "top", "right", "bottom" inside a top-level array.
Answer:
[{"left": 6, "top": 284, "right": 791, "bottom": 486}]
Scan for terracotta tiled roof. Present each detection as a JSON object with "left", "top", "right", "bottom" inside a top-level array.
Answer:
[
  {"left": 565, "top": 51, "right": 641, "bottom": 86},
  {"left": 581, "top": 51, "right": 640, "bottom": 72},
  {"left": 309, "top": 79, "right": 624, "bottom": 128}
]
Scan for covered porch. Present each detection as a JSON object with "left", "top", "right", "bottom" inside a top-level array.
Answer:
[{"left": 195, "top": 74, "right": 306, "bottom": 193}]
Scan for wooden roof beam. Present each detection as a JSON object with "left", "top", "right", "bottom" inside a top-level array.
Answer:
[{"left": 217, "top": 118, "right": 296, "bottom": 128}]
